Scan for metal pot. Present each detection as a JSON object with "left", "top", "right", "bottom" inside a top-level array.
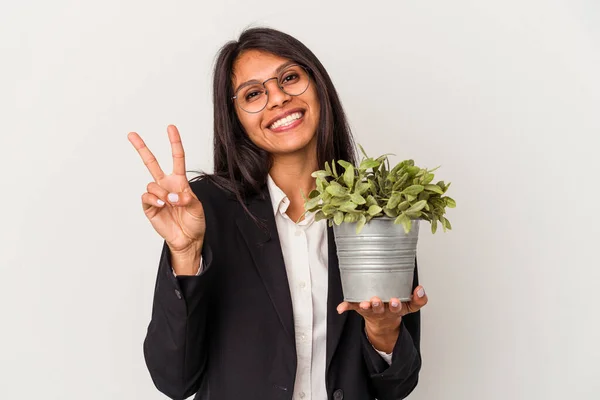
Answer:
[{"left": 333, "top": 217, "right": 419, "bottom": 302}]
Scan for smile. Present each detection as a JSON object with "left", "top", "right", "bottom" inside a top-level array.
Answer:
[{"left": 268, "top": 111, "right": 305, "bottom": 130}]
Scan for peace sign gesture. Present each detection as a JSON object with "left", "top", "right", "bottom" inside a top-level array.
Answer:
[{"left": 128, "top": 125, "right": 206, "bottom": 263}]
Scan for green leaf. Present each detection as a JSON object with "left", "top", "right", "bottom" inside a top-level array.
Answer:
[
  {"left": 418, "top": 191, "right": 431, "bottom": 202},
  {"left": 334, "top": 211, "right": 344, "bottom": 225},
  {"left": 324, "top": 161, "right": 332, "bottom": 176},
  {"left": 431, "top": 218, "right": 438, "bottom": 234},
  {"left": 322, "top": 204, "right": 336, "bottom": 215},
  {"left": 407, "top": 166, "right": 420, "bottom": 175},
  {"left": 392, "top": 173, "right": 409, "bottom": 191},
  {"left": 425, "top": 184, "right": 444, "bottom": 195},
  {"left": 360, "top": 158, "right": 381, "bottom": 170},
  {"left": 366, "top": 195, "right": 378, "bottom": 207},
  {"left": 326, "top": 182, "right": 349, "bottom": 197},
  {"left": 356, "top": 214, "right": 367, "bottom": 234},
  {"left": 308, "top": 190, "right": 320, "bottom": 199},
  {"left": 383, "top": 207, "right": 399, "bottom": 218},
  {"left": 339, "top": 201, "right": 358, "bottom": 213},
  {"left": 368, "top": 179, "right": 377, "bottom": 193},
  {"left": 444, "top": 197, "right": 457, "bottom": 208},
  {"left": 442, "top": 216, "right": 452, "bottom": 231},
  {"left": 344, "top": 212, "right": 359, "bottom": 223},
  {"left": 358, "top": 143, "right": 368, "bottom": 158},
  {"left": 337, "top": 160, "right": 353, "bottom": 170},
  {"left": 387, "top": 192, "right": 402, "bottom": 209},
  {"left": 316, "top": 178, "right": 325, "bottom": 192},
  {"left": 405, "top": 194, "right": 417, "bottom": 202},
  {"left": 311, "top": 170, "right": 331, "bottom": 180},
  {"left": 405, "top": 210, "right": 422, "bottom": 219},
  {"left": 408, "top": 200, "right": 427, "bottom": 213},
  {"left": 394, "top": 213, "right": 412, "bottom": 234},
  {"left": 332, "top": 160, "right": 338, "bottom": 177},
  {"left": 315, "top": 210, "right": 327, "bottom": 222},
  {"left": 350, "top": 192, "right": 366, "bottom": 205},
  {"left": 355, "top": 180, "right": 369, "bottom": 195},
  {"left": 397, "top": 201, "right": 410, "bottom": 211},
  {"left": 343, "top": 164, "right": 355, "bottom": 189},
  {"left": 305, "top": 196, "right": 320, "bottom": 211},
  {"left": 368, "top": 205, "right": 383, "bottom": 216},
  {"left": 330, "top": 195, "right": 351, "bottom": 206},
  {"left": 422, "top": 173, "right": 435, "bottom": 185},
  {"left": 402, "top": 185, "right": 425, "bottom": 196}
]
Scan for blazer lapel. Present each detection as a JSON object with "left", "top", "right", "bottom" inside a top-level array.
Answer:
[
  {"left": 326, "top": 225, "right": 348, "bottom": 375},
  {"left": 235, "top": 188, "right": 295, "bottom": 342}
]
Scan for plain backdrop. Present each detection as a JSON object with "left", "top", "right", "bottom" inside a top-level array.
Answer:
[{"left": 1, "top": 0, "right": 599, "bottom": 399}]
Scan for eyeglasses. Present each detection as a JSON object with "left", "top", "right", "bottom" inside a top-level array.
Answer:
[{"left": 232, "top": 64, "right": 311, "bottom": 113}]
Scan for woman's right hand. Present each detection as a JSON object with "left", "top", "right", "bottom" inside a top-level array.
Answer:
[{"left": 128, "top": 125, "right": 206, "bottom": 257}]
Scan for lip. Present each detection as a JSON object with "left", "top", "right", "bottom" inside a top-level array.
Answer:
[{"left": 265, "top": 108, "right": 306, "bottom": 130}]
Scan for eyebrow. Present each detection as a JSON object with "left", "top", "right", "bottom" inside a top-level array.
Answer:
[{"left": 233, "top": 61, "right": 298, "bottom": 94}]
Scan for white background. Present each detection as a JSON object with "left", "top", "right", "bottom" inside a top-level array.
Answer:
[{"left": 1, "top": 0, "right": 599, "bottom": 399}]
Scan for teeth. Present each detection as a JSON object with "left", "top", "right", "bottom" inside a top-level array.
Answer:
[{"left": 270, "top": 112, "right": 303, "bottom": 129}]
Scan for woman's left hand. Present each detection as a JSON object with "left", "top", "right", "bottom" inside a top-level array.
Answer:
[{"left": 336, "top": 286, "right": 428, "bottom": 353}]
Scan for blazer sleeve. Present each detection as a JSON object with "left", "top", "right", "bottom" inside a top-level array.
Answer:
[
  {"left": 143, "top": 178, "right": 219, "bottom": 400},
  {"left": 360, "top": 259, "right": 422, "bottom": 400}
]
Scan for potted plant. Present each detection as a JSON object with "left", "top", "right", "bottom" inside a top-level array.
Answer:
[{"left": 302, "top": 145, "right": 456, "bottom": 302}]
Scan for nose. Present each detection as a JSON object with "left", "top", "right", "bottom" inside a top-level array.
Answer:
[{"left": 264, "top": 78, "right": 291, "bottom": 110}]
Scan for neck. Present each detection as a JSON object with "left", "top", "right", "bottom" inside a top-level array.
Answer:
[
  {"left": 269, "top": 145, "right": 319, "bottom": 221},
  {"left": 269, "top": 152, "right": 319, "bottom": 200}
]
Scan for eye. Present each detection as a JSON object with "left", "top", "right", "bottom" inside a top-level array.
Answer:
[
  {"left": 243, "top": 87, "right": 265, "bottom": 102},
  {"left": 245, "top": 91, "right": 260, "bottom": 101},
  {"left": 281, "top": 73, "right": 300, "bottom": 84}
]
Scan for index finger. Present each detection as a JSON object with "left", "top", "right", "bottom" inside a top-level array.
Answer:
[
  {"left": 127, "top": 131, "right": 166, "bottom": 181},
  {"left": 167, "top": 125, "right": 186, "bottom": 176}
]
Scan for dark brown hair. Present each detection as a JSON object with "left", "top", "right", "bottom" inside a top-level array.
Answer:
[{"left": 195, "top": 27, "right": 357, "bottom": 207}]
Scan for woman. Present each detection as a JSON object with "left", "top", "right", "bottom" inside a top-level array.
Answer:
[{"left": 128, "top": 27, "right": 428, "bottom": 400}]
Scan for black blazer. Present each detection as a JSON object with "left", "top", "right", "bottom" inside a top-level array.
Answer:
[{"left": 143, "top": 178, "right": 422, "bottom": 400}]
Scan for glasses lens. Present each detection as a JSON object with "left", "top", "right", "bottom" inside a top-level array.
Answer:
[
  {"left": 237, "top": 84, "right": 268, "bottom": 113},
  {"left": 279, "top": 65, "right": 310, "bottom": 97}
]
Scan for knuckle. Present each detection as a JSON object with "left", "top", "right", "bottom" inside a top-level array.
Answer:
[{"left": 144, "top": 157, "right": 158, "bottom": 167}]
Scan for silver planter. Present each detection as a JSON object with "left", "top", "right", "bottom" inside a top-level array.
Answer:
[{"left": 333, "top": 217, "right": 419, "bottom": 302}]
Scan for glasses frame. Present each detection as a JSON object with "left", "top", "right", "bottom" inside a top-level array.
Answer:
[{"left": 231, "top": 64, "right": 311, "bottom": 114}]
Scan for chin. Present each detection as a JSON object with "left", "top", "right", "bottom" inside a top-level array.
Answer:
[{"left": 266, "top": 129, "right": 318, "bottom": 155}]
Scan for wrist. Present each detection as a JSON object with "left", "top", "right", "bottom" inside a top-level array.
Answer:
[
  {"left": 365, "top": 318, "right": 402, "bottom": 353},
  {"left": 170, "top": 241, "right": 203, "bottom": 276},
  {"left": 365, "top": 317, "right": 402, "bottom": 338}
]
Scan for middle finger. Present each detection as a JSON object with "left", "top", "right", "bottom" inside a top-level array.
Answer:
[{"left": 370, "top": 297, "right": 385, "bottom": 314}]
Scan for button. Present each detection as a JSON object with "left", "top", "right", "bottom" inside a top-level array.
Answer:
[
  {"left": 174, "top": 289, "right": 182, "bottom": 299},
  {"left": 333, "top": 389, "right": 344, "bottom": 400},
  {"left": 299, "top": 392, "right": 305, "bottom": 398},
  {"left": 299, "top": 281, "right": 306, "bottom": 289},
  {"left": 300, "top": 334, "right": 306, "bottom": 341}
]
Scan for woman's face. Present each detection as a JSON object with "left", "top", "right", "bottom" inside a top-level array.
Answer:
[{"left": 232, "top": 50, "right": 320, "bottom": 157}]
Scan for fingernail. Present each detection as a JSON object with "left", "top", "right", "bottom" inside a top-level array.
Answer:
[
  {"left": 372, "top": 301, "right": 380, "bottom": 307},
  {"left": 168, "top": 193, "right": 179, "bottom": 203},
  {"left": 417, "top": 288, "right": 425, "bottom": 298},
  {"left": 391, "top": 301, "right": 399, "bottom": 307},
  {"left": 157, "top": 199, "right": 165, "bottom": 206},
  {"left": 360, "top": 304, "right": 369, "bottom": 310}
]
